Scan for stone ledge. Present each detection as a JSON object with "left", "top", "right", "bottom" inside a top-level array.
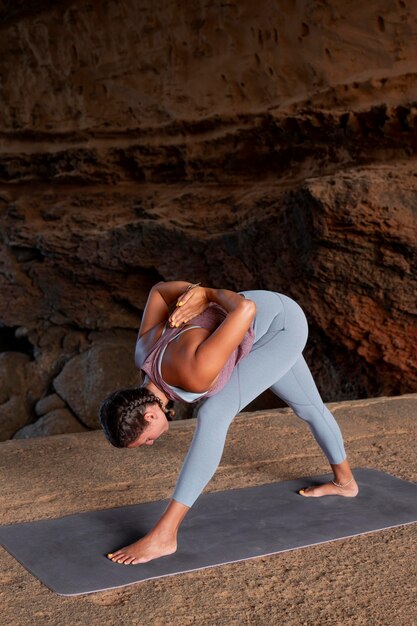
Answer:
[{"left": 1, "top": 393, "right": 416, "bottom": 625}]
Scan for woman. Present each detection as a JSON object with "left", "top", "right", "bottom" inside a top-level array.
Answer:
[{"left": 100, "top": 281, "right": 359, "bottom": 565}]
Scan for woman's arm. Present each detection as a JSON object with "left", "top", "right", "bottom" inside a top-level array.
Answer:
[
  {"left": 168, "top": 285, "right": 256, "bottom": 391},
  {"left": 188, "top": 299, "right": 256, "bottom": 390},
  {"left": 167, "top": 286, "right": 246, "bottom": 328},
  {"left": 141, "top": 283, "right": 255, "bottom": 390},
  {"left": 205, "top": 287, "right": 246, "bottom": 312},
  {"left": 137, "top": 280, "right": 196, "bottom": 339},
  {"left": 153, "top": 281, "right": 197, "bottom": 309}
]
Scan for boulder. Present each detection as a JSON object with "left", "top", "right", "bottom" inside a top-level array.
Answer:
[
  {"left": 34, "top": 393, "right": 66, "bottom": 417},
  {"left": 0, "top": 352, "right": 32, "bottom": 441},
  {"left": 13, "top": 408, "right": 88, "bottom": 439},
  {"left": 53, "top": 337, "right": 141, "bottom": 428}
]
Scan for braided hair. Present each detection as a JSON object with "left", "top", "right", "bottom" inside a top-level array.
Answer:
[{"left": 99, "top": 386, "right": 175, "bottom": 448}]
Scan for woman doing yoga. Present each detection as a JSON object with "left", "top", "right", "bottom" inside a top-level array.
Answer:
[{"left": 100, "top": 281, "right": 359, "bottom": 565}]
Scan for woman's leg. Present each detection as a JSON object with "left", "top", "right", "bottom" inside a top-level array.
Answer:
[
  {"left": 111, "top": 290, "right": 355, "bottom": 565},
  {"left": 173, "top": 290, "right": 357, "bottom": 506},
  {"left": 268, "top": 353, "right": 357, "bottom": 496},
  {"left": 172, "top": 291, "right": 310, "bottom": 507},
  {"left": 269, "top": 355, "right": 358, "bottom": 496},
  {"left": 269, "top": 354, "right": 346, "bottom": 465}
]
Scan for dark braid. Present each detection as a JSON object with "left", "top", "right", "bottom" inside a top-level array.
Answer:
[{"left": 99, "top": 386, "right": 175, "bottom": 448}]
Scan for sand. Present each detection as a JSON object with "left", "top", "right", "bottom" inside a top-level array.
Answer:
[{"left": 1, "top": 393, "right": 416, "bottom": 625}]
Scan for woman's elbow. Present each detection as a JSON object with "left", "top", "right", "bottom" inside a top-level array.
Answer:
[{"left": 242, "top": 299, "right": 256, "bottom": 319}]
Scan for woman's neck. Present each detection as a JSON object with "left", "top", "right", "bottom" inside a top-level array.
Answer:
[{"left": 143, "top": 378, "right": 170, "bottom": 409}]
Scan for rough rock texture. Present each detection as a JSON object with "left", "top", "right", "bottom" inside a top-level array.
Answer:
[
  {"left": 0, "top": 0, "right": 417, "bottom": 438},
  {"left": 34, "top": 393, "right": 65, "bottom": 417},
  {"left": 13, "top": 407, "right": 87, "bottom": 439},
  {"left": 53, "top": 333, "right": 142, "bottom": 428},
  {"left": 0, "top": 352, "right": 44, "bottom": 440},
  {"left": 0, "top": 394, "right": 416, "bottom": 624}
]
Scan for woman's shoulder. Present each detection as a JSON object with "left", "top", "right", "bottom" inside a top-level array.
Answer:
[{"left": 134, "top": 320, "right": 166, "bottom": 369}]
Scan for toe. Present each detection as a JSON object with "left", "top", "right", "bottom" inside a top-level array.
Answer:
[
  {"left": 124, "top": 556, "right": 136, "bottom": 565},
  {"left": 110, "top": 550, "right": 122, "bottom": 559},
  {"left": 115, "top": 554, "right": 127, "bottom": 564}
]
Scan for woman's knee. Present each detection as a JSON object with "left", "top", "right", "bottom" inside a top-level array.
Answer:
[{"left": 291, "top": 402, "right": 325, "bottom": 424}]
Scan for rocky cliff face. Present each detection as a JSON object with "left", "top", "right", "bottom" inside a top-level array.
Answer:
[{"left": 0, "top": 0, "right": 416, "bottom": 439}]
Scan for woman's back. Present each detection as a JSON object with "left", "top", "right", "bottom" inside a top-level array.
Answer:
[{"left": 137, "top": 302, "right": 255, "bottom": 402}]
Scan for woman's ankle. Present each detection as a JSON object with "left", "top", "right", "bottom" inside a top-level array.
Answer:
[{"left": 330, "top": 459, "right": 354, "bottom": 483}]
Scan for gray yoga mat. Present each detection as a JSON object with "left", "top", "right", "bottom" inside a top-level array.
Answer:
[{"left": 1, "top": 468, "right": 416, "bottom": 596}]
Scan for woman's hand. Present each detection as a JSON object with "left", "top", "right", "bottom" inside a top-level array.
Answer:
[{"left": 168, "top": 286, "right": 211, "bottom": 328}]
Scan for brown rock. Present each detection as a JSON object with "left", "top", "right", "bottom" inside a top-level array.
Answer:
[
  {"left": 0, "top": 352, "right": 32, "bottom": 440},
  {"left": 34, "top": 393, "right": 66, "bottom": 417},
  {"left": 52, "top": 337, "right": 142, "bottom": 428},
  {"left": 0, "top": 165, "right": 415, "bottom": 416},
  {"left": 13, "top": 408, "right": 88, "bottom": 439},
  {"left": 0, "top": 0, "right": 416, "bottom": 440}
]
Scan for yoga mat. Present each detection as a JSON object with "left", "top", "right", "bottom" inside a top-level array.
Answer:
[{"left": 1, "top": 468, "right": 416, "bottom": 596}]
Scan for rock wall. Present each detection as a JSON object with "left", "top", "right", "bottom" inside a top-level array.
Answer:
[{"left": 0, "top": 0, "right": 416, "bottom": 439}]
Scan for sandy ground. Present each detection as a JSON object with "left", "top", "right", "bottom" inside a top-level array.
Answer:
[{"left": 1, "top": 393, "right": 416, "bottom": 626}]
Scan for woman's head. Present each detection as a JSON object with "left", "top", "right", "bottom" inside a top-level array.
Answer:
[{"left": 99, "top": 386, "right": 175, "bottom": 448}]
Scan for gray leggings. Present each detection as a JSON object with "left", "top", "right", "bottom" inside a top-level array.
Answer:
[{"left": 172, "top": 290, "right": 347, "bottom": 508}]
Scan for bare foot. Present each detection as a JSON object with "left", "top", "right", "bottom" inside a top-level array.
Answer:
[
  {"left": 107, "top": 529, "right": 177, "bottom": 565},
  {"left": 299, "top": 478, "right": 359, "bottom": 498}
]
